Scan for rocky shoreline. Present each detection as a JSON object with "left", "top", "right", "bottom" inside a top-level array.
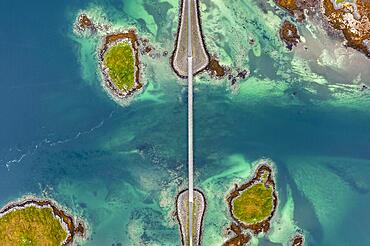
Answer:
[
  {"left": 274, "top": 0, "right": 369, "bottom": 57},
  {"left": 74, "top": 13, "right": 144, "bottom": 101},
  {"left": 0, "top": 197, "right": 85, "bottom": 246},
  {"left": 224, "top": 161, "right": 278, "bottom": 245},
  {"left": 98, "top": 30, "right": 143, "bottom": 99}
]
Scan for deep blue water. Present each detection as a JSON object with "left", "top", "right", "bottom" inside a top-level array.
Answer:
[
  {"left": 0, "top": 0, "right": 111, "bottom": 196},
  {"left": 0, "top": 1, "right": 369, "bottom": 245}
]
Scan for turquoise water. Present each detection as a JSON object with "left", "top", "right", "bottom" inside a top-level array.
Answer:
[{"left": 0, "top": 0, "right": 369, "bottom": 245}]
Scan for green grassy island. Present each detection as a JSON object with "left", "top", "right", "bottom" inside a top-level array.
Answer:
[
  {"left": 225, "top": 162, "right": 278, "bottom": 245},
  {"left": 229, "top": 163, "right": 277, "bottom": 228},
  {"left": 0, "top": 198, "right": 86, "bottom": 246},
  {"left": 102, "top": 41, "right": 135, "bottom": 92},
  {"left": 0, "top": 206, "right": 67, "bottom": 245},
  {"left": 98, "top": 31, "right": 142, "bottom": 99},
  {"left": 232, "top": 182, "right": 273, "bottom": 224}
]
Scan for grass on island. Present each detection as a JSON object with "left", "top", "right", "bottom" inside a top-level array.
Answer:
[
  {"left": 0, "top": 206, "right": 67, "bottom": 246},
  {"left": 103, "top": 41, "right": 135, "bottom": 92},
  {"left": 233, "top": 183, "right": 273, "bottom": 224}
]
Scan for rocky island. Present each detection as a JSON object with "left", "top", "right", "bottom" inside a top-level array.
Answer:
[
  {"left": 291, "top": 233, "right": 305, "bottom": 246},
  {"left": 274, "top": 0, "right": 309, "bottom": 21},
  {"left": 274, "top": 0, "right": 370, "bottom": 57},
  {"left": 0, "top": 197, "right": 85, "bottom": 245},
  {"left": 73, "top": 13, "right": 146, "bottom": 103},
  {"left": 99, "top": 30, "right": 142, "bottom": 98},
  {"left": 224, "top": 161, "right": 278, "bottom": 245},
  {"left": 322, "top": 0, "right": 370, "bottom": 57},
  {"left": 279, "top": 20, "right": 301, "bottom": 50},
  {"left": 75, "top": 13, "right": 96, "bottom": 33}
]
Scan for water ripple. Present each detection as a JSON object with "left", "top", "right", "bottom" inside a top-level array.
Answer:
[{"left": 1, "top": 110, "right": 115, "bottom": 170}]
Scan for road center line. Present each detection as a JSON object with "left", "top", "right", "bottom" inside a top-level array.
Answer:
[{"left": 187, "top": 0, "right": 194, "bottom": 245}]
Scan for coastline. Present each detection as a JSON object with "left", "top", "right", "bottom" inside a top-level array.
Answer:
[
  {"left": 98, "top": 30, "right": 143, "bottom": 99},
  {"left": 0, "top": 196, "right": 86, "bottom": 246},
  {"left": 73, "top": 12, "right": 144, "bottom": 103},
  {"left": 224, "top": 160, "right": 278, "bottom": 245},
  {"left": 227, "top": 161, "right": 278, "bottom": 233}
]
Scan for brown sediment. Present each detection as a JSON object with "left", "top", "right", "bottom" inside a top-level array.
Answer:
[
  {"left": 0, "top": 198, "right": 85, "bottom": 246},
  {"left": 99, "top": 30, "right": 143, "bottom": 98},
  {"left": 226, "top": 163, "right": 278, "bottom": 235},
  {"left": 279, "top": 20, "right": 301, "bottom": 50},
  {"left": 223, "top": 223, "right": 251, "bottom": 246},
  {"left": 322, "top": 0, "right": 370, "bottom": 57},
  {"left": 206, "top": 57, "right": 226, "bottom": 77},
  {"left": 291, "top": 233, "right": 305, "bottom": 246}
]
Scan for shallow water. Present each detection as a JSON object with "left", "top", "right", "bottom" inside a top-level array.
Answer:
[{"left": 0, "top": 0, "right": 369, "bottom": 245}]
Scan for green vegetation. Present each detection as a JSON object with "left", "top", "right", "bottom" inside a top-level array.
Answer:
[
  {"left": 0, "top": 206, "right": 67, "bottom": 246},
  {"left": 103, "top": 41, "right": 135, "bottom": 91},
  {"left": 335, "top": 0, "right": 354, "bottom": 4},
  {"left": 183, "top": 200, "right": 197, "bottom": 246},
  {"left": 232, "top": 183, "right": 273, "bottom": 224}
]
